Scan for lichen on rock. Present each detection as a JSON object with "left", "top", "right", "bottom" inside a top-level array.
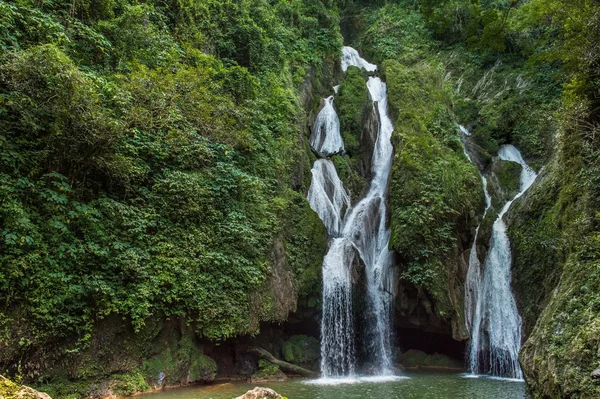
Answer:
[{"left": 0, "top": 376, "right": 52, "bottom": 399}]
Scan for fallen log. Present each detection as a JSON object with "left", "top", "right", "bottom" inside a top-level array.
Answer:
[{"left": 249, "top": 348, "right": 319, "bottom": 378}]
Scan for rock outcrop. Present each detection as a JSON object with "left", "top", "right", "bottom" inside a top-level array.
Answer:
[
  {"left": 0, "top": 376, "right": 52, "bottom": 399},
  {"left": 235, "top": 387, "right": 283, "bottom": 399}
]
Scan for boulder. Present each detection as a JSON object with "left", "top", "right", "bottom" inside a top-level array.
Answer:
[
  {"left": 235, "top": 387, "right": 283, "bottom": 399},
  {"left": 591, "top": 368, "right": 600, "bottom": 380},
  {"left": 0, "top": 376, "right": 52, "bottom": 399}
]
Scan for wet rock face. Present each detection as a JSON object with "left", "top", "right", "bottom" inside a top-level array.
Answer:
[
  {"left": 359, "top": 102, "right": 380, "bottom": 179},
  {"left": 235, "top": 387, "right": 284, "bottom": 399}
]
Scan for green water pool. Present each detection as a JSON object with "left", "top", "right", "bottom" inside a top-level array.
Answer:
[{"left": 140, "top": 371, "right": 530, "bottom": 399}]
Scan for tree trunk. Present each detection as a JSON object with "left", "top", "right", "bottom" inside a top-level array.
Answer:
[{"left": 250, "top": 348, "right": 319, "bottom": 378}]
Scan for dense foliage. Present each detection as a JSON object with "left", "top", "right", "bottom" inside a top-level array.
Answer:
[
  {"left": 353, "top": 0, "right": 600, "bottom": 396},
  {"left": 0, "top": 0, "right": 341, "bottom": 376},
  {"left": 2, "top": 0, "right": 600, "bottom": 397}
]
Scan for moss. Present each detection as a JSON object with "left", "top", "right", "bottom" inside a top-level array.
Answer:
[
  {"left": 496, "top": 161, "right": 522, "bottom": 199},
  {"left": 521, "top": 250, "right": 600, "bottom": 398},
  {"left": 331, "top": 155, "right": 365, "bottom": 199},
  {"left": 336, "top": 66, "right": 369, "bottom": 157},
  {"left": 252, "top": 360, "right": 281, "bottom": 379},
  {"left": 281, "top": 335, "right": 320, "bottom": 369},
  {"left": 141, "top": 331, "right": 216, "bottom": 386},
  {"left": 189, "top": 354, "right": 217, "bottom": 383},
  {"left": 0, "top": 377, "right": 33, "bottom": 399},
  {"left": 385, "top": 58, "right": 483, "bottom": 324},
  {"left": 111, "top": 372, "right": 151, "bottom": 397},
  {"left": 508, "top": 170, "right": 563, "bottom": 337},
  {"left": 278, "top": 189, "right": 327, "bottom": 300}
]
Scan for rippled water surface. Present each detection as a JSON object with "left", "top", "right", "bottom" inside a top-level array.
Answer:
[{"left": 141, "top": 371, "right": 530, "bottom": 399}]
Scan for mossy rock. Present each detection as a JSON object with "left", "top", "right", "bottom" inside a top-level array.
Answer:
[
  {"left": 278, "top": 188, "right": 326, "bottom": 301},
  {"left": 249, "top": 361, "right": 287, "bottom": 383},
  {"left": 281, "top": 335, "right": 320, "bottom": 369},
  {"left": 0, "top": 376, "right": 51, "bottom": 399},
  {"left": 336, "top": 66, "right": 370, "bottom": 157},
  {"left": 402, "top": 350, "right": 463, "bottom": 369},
  {"left": 111, "top": 372, "right": 151, "bottom": 397},
  {"left": 493, "top": 159, "right": 522, "bottom": 202},
  {"left": 189, "top": 354, "right": 217, "bottom": 383},
  {"left": 331, "top": 155, "right": 365, "bottom": 199},
  {"left": 142, "top": 332, "right": 216, "bottom": 386}
]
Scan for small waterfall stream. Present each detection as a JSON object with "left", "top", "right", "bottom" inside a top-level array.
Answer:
[
  {"left": 464, "top": 175, "right": 491, "bottom": 334},
  {"left": 310, "top": 97, "right": 344, "bottom": 156},
  {"left": 307, "top": 47, "right": 396, "bottom": 379},
  {"left": 466, "top": 144, "right": 538, "bottom": 379}
]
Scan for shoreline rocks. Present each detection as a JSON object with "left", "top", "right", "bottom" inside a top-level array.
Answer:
[{"left": 235, "top": 387, "right": 284, "bottom": 399}]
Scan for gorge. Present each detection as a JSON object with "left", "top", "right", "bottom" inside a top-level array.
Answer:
[{"left": 1, "top": 1, "right": 600, "bottom": 398}]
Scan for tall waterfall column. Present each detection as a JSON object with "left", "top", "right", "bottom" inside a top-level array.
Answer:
[
  {"left": 308, "top": 46, "right": 398, "bottom": 379},
  {"left": 467, "top": 144, "right": 538, "bottom": 379}
]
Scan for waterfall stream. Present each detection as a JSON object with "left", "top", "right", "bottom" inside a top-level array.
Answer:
[
  {"left": 307, "top": 47, "right": 396, "bottom": 379},
  {"left": 310, "top": 96, "right": 344, "bottom": 156},
  {"left": 466, "top": 144, "right": 538, "bottom": 379},
  {"left": 464, "top": 175, "right": 491, "bottom": 334}
]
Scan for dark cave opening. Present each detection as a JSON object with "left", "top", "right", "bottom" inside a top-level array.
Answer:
[{"left": 396, "top": 328, "right": 466, "bottom": 363}]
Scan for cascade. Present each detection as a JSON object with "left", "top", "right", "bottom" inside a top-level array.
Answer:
[
  {"left": 464, "top": 175, "right": 491, "bottom": 334},
  {"left": 467, "top": 144, "right": 537, "bottom": 379},
  {"left": 307, "top": 47, "right": 396, "bottom": 379},
  {"left": 307, "top": 159, "right": 350, "bottom": 236},
  {"left": 310, "top": 96, "right": 344, "bottom": 156},
  {"left": 461, "top": 126, "right": 492, "bottom": 334},
  {"left": 341, "top": 46, "right": 377, "bottom": 73}
]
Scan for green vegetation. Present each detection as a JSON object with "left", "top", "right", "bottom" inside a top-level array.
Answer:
[
  {"left": 0, "top": 376, "right": 43, "bottom": 399},
  {"left": 282, "top": 335, "right": 320, "bottom": 369},
  {"left": 347, "top": 5, "right": 600, "bottom": 394},
  {"left": 251, "top": 360, "right": 282, "bottom": 380},
  {"left": 495, "top": 161, "right": 522, "bottom": 200},
  {"left": 385, "top": 58, "right": 482, "bottom": 320},
  {"left": 0, "top": 0, "right": 341, "bottom": 393},
  {"left": 336, "top": 66, "right": 369, "bottom": 156},
  {"left": 2, "top": 0, "right": 600, "bottom": 397}
]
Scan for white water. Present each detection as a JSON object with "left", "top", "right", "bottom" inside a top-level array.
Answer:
[
  {"left": 461, "top": 125, "right": 492, "bottom": 334},
  {"left": 341, "top": 46, "right": 377, "bottom": 73},
  {"left": 308, "top": 47, "right": 396, "bottom": 379},
  {"left": 304, "top": 375, "right": 408, "bottom": 386},
  {"left": 464, "top": 176, "right": 491, "bottom": 334},
  {"left": 468, "top": 145, "right": 537, "bottom": 379},
  {"left": 307, "top": 159, "right": 351, "bottom": 236},
  {"left": 310, "top": 96, "right": 344, "bottom": 156}
]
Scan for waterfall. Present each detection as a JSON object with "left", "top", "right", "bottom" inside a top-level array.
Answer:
[
  {"left": 307, "top": 47, "right": 396, "bottom": 379},
  {"left": 464, "top": 176, "right": 491, "bottom": 334},
  {"left": 467, "top": 144, "right": 537, "bottom": 379},
  {"left": 307, "top": 159, "right": 350, "bottom": 236},
  {"left": 320, "top": 238, "right": 356, "bottom": 376},
  {"left": 461, "top": 125, "right": 492, "bottom": 334},
  {"left": 310, "top": 96, "right": 344, "bottom": 156},
  {"left": 341, "top": 46, "right": 377, "bottom": 73}
]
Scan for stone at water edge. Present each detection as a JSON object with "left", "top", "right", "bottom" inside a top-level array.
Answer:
[
  {"left": 234, "top": 387, "right": 284, "bottom": 399},
  {"left": 248, "top": 369, "right": 288, "bottom": 384},
  {"left": 0, "top": 376, "right": 52, "bottom": 399}
]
